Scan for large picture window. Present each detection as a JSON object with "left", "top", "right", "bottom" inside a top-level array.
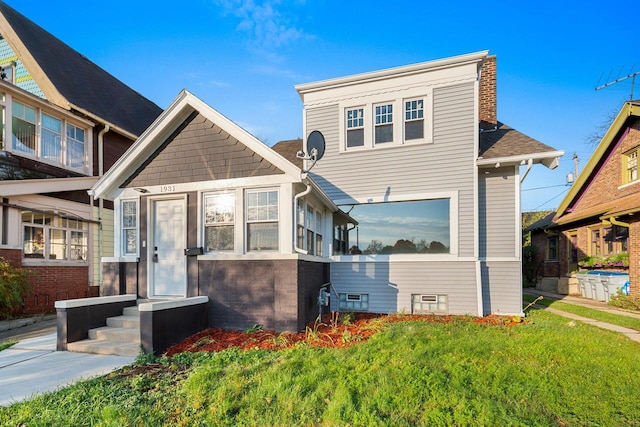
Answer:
[
  {"left": 22, "top": 210, "right": 87, "bottom": 262},
  {"left": 334, "top": 199, "right": 450, "bottom": 255},
  {"left": 204, "top": 192, "right": 235, "bottom": 252},
  {"left": 246, "top": 190, "right": 278, "bottom": 251}
]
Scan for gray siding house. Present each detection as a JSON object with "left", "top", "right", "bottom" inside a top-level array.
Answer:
[
  {"left": 296, "top": 51, "right": 563, "bottom": 317},
  {"left": 91, "top": 51, "right": 563, "bottom": 338}
]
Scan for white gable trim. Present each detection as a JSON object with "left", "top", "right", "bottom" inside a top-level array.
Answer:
[{"left": 91, "top": 90, "right": 301, "bottom": 199}]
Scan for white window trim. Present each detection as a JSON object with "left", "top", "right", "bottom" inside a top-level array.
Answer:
[
  {"left": 296, "top": 198, "right": 325, "bottom": 258},
  {"left": 339, "top": 87, "right": 433, "bottom": 152},
  {"left": 21, "top": 210, "right": 89, "bottom": 265},
  {"left": 120, "top": 198, "right": 139, "bottom": 257},
  {"left": 3, "top": 93, "right": 93, "bottom": 174},
  {"left": 202, "top": 191, "right": 236, "bottom": 253},
  {"left": 245, "top": 188, "right": 280, "bottom": 252},
  {"left": 331, "top": 190, "right": 458, "bottom": 261}
]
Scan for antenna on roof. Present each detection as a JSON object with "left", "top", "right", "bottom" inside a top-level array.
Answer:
[{"left": 595, "top": 67, "right": 640, "bottom": 100}]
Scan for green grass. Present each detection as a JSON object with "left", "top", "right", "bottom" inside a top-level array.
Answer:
[
  {"left": 523, "top": 294, "right": 640, "bottom": 331},
  {"left": 0, "top": 341, "right": 15, "bottom": 352},
  {"left": 1, "top": 309, "right": 640, "bottom": 426}
]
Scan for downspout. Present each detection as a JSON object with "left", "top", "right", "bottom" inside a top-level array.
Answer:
[
  {"left": 97, "top": 125, "right": 110, "bottom": 291},
  {"left": 293, "top": 178, "right": 312, "bottom": 255},
  {"left": 520, "top": 158, "right": 533, "bottom": 183}
]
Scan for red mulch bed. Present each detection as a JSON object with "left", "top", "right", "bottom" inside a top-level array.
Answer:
[{"left": 164, "top": 313, "right": 518, "bottom": 357}]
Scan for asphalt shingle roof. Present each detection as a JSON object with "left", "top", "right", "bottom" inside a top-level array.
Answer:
[
  {"left": 0, "top": 2, "right": 162, "bottom": 136},
  {"left": 272, "top": 139, "right": 303, "bottom": 169},
  {"left": 479, "top": 122, "right": 558, "bottom": 159}
]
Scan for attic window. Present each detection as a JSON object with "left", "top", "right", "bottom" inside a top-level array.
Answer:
[{"left": 623, "top": 147, "right": 638, "bottom": 185}]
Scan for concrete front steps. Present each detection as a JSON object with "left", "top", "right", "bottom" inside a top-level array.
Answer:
[{"left": 66, "top": 305, "right": 141, "bottom": 357}]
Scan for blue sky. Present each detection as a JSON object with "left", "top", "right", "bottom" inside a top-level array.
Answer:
[{"left": 7, "top": 0, "right": 639, "bottom": 211}]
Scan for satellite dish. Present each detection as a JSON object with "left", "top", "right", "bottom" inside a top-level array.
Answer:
[{"left": 306, "top": 131, "right": 325, "bottom": 161}]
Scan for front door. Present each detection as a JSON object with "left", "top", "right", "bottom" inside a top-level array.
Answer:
[{"left": 149, "top": 198, "right": 186, "bottom": 298}]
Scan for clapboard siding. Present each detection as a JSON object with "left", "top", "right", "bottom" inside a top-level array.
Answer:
[
  {"left": 481, "top": 261, "right": 522, "bottom": 315},
  {"left": 479, "top": 167, "right": 517, "bottom": 258},
  {"left": 306, "top": 82, "right": 477, "bottom": 257},
  {"left": 330, "top": 261, "right": 478, "bottom": 315}
]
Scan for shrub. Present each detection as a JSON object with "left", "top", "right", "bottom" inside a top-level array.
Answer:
[
  {"left": 0, "top": 258, "right": 32, "bottom": 319},
  {"left": 608, "top": 293, "right": 640, "bottom": 311}
]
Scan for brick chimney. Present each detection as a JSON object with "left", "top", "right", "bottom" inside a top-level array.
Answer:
[{"left": 479, "top": 55, "right": 497, "bottom": 130}]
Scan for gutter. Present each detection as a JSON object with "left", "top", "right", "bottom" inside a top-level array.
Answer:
[
  {"left": 96, "top": 125, "right": 110, "bottom": 290},
  {"left": 293, "top": 180, "right": 312, "bottom": 255},
  {"left": 68, "top": 102, "right": 137, "bottom": 141}
]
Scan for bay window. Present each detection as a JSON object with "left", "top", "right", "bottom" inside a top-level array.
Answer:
[{"left": 8, "top": 98, "right": 88, "bottom": 171}]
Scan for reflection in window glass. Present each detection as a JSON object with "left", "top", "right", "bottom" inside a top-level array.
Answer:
[
  {"left": 204, "top": 193, "right": 235, "bottom": 252},
  {"left": 337, "top": 199, "right": 450, "bottom": 255},
  {"left": 12, "top": 100, "right": 36, "bottom": 154}
]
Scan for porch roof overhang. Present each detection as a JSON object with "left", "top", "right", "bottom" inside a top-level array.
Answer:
[
  {"left": 476, "top": 150, "right": 564, "bottom": 169},
  {"left": 554, "top": 193, "right": 640, "bottom": 226},
  {"left": 0, "top": 176, "right": 98, "bottom": 196}
]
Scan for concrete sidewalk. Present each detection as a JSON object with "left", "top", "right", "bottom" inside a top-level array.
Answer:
[
  {"left": 524, "top": 288, "right": 640, "bottom": 344},
  {"left": 0, "top": 329, "right": 134, "bottom": 406}
]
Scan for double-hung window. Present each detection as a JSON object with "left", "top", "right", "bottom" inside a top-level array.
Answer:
[
  {"left": 296, "top": 200, "right": 324, "bottom": 256},
  {"left": 374, "top": 103, "right": 393, "bottom": 144},
  {"left": 246, "top": 190, "right": 278, "bottom": 251},
  {"left": 204, "top": 192, "right": 235, "bottom": 252},
  {"left": 404, "top": 98, "right": 424, "bottom": 140},
  {"left": 346, "top": 108, "right": 364, "bottom": 148},
  {"left": 121, "top": 200, "right": 138, "bottom": 256},
  {"left": 22, "top": 211, "right": 88, "bottom": 262}
]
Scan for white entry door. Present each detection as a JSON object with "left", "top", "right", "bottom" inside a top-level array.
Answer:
[{"left": 150, "top": 198, "right": 186, "bottom": 298}]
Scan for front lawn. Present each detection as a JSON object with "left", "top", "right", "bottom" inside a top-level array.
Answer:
[{"left": 1, "top": 308, "right": 638, "bottom": 426}]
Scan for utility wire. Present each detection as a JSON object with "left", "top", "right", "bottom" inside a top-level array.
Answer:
[
  {"left": 522, "top": 184, "right": 570, "bottom": 192},
  {"left": 531, "top": 187, "right": 570, "bottom": 211}
]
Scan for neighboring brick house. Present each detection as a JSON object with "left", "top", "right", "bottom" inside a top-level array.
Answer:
[
  {"left": 0, "top": 2, "right": 161, "bottom": 315},
  {"left": 91, "top": 51, "right": 563, "bottom": 333},
  {"left": 529, "top": 101, "right": 640, "bottom": 295}
]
